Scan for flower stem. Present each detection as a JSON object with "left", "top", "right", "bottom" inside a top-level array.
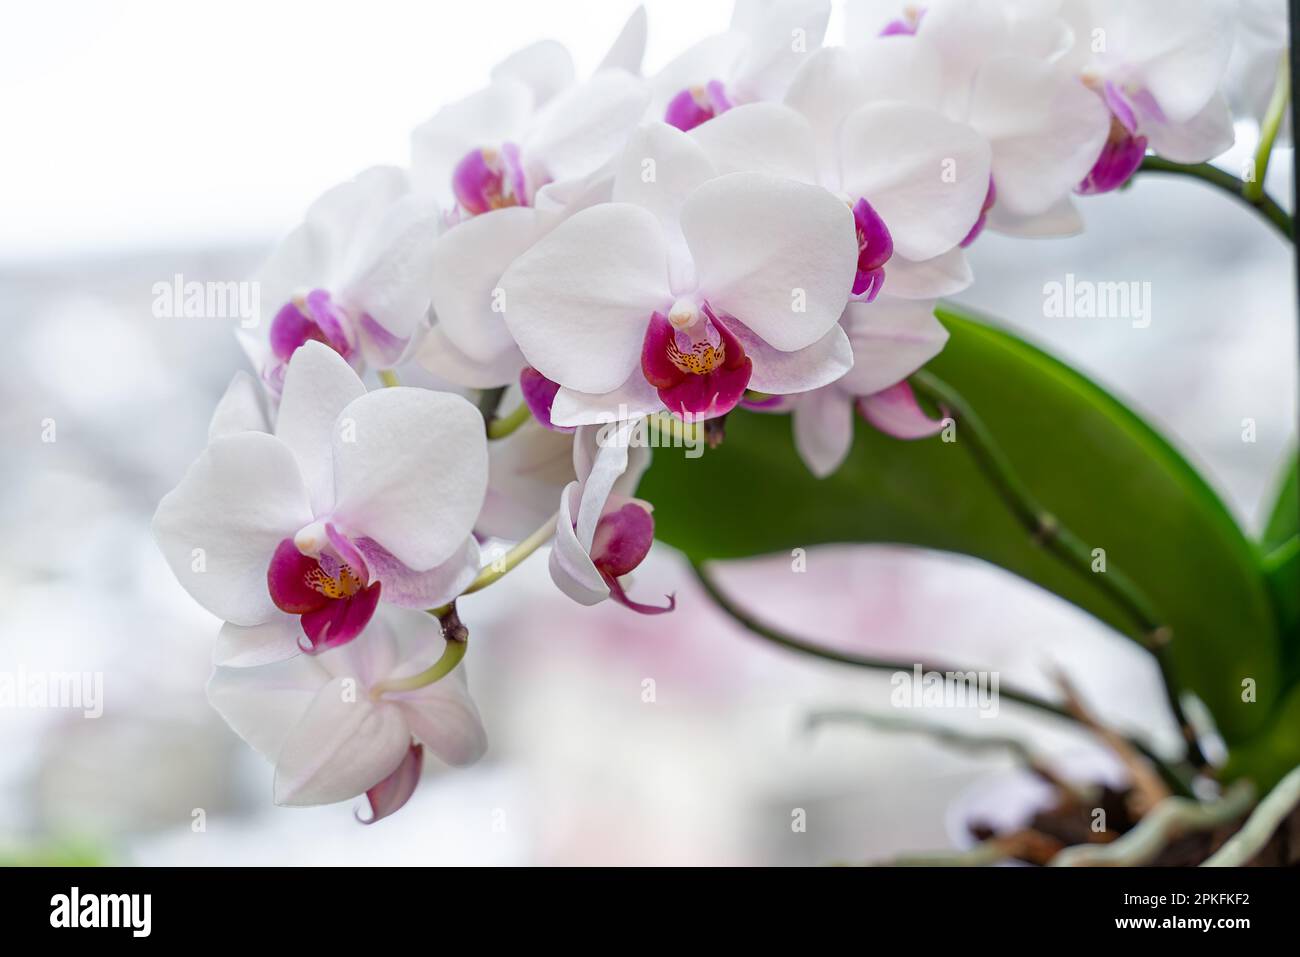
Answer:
[
  {"left": 370, "top": 621, "right": 468, "bottom": 697},
  {"left": 1245, "top": 54, "right": 1291, "bottom": 204},
  {"left": 378, "top": 369, "right": 401, "bottom": 388},
  {"left": 1138, "top": 156, "right": 1294, "bottom": 242},
  {"left": 486, "top": 401, "right": 532, "bottom": 440},
  {"left": 427, "top": 513, "right": 559, "bottom": 621},
  {"left": 909, "top": 369, "right": 1208, "bottom": 772},
  {"left": 689, "top": 559, "right": 1194, "bottom": 797}
]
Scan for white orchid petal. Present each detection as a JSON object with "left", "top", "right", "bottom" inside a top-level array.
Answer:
[
  {"left": 683, "top": 172, "right": 856, "bottom": 352},
  {"left": 839, "top": 298, "right": 949, "bottom": 396},
  {"left": 491, "top": 39, "right": 576, "bottom": 108},
  {"left": 793, "top": 387, "right": 855, "bottom": 478},
  {"left": 726, "top": 319, "right": 853, "bottom": 395},
  {"left": 499, "top": 203, "right": 670, "bottom": 394},
  {"left": 214, "top": 616, "right": 303, "bottom": 668},
  {"left": 208, "top": 370, "right": 269, "bottom": 441},
  {"left": 393, "top": 664, "right": 488, "bottom": 767},
  {"left": 153, "top": 431, "right": 313, "bottom": 625},
  {"left": 275, "top": 341, "right": 367, "bottom": 514},
  {"left": 839, "top": 102, "right": 993, "bottom": 261},
  {"left": 689, "top": 103, "right": 818, "bottom": 181},
  {"left": 331, "top": 388, "right": 488, "bottom": 571},
  {"left": 206, "top": 654, "right": 328, "bottom": 762},
  {"left": 273, "top": 677, "right": 411, "bottom": 806}
]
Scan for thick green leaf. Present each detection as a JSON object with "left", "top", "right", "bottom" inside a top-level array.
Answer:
[
  {"left": 641, "top": 305, "right": 1280, "bottom": 745},
  {"left": 1261, "top": 452, "right": 1298, "bottom": 552}
]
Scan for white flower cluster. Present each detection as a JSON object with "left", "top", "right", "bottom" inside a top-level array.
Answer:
[{"left": 154, "top": 0, "right": 1270, "bottom": 821}]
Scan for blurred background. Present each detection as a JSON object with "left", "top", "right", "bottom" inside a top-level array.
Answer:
[{"left": 0, "top": 0, "right": 1294, "bottom": 865}]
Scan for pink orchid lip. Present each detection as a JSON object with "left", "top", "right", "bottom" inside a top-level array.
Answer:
[
  {"left": 270, "top": 289, "right": 357, "bottom": 364},
  {"left": 851, "top": 197, "right": 894, "bottom": 301},
  {"left": 641, "top": 301, "right": 753, "bottom": 420},
  {"left": 519, "top": 366, "right": 574, "bottom": 433},
  {"left": 664, "top": 79, "right": 732, "bottom": 132},
  {"left": 590, "top": 502, "right": 675, "bottom": 615},
  {"left": 452, "top": 142, "right": 528, "bottom": 216},
  {"left": 959, "top": 176, "right": 997, "bottom": 248},
  {"left": 1077, "top": 116, "right": 1148, "bottom": 196},
  {"left": 357, "top": 741, "right": 423, "bottom": 825},
  {"left": 879, "top": 4, "right": 925, "bottom": 36},
  {"left": 267, "top": 535, "right": 381, "bottom": 654}
]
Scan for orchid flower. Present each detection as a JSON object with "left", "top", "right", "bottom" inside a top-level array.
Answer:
[
  {"left": 686, "top": 45, "right": 994, "bottom": 300},
  {"left": 207, "top": 606, "right": 487, "bottom": 818},
  {"left": 1059, "top": 0, "right": 1236, "bottom": 190},
  {"left": 410, "top": 41, "right": 649, "bottom": 222},
  {"left": 245, "top": 166, "right": 441, "bottom": 396},
  {"left": 778, "top": 297, "right": 951, "bottom": 477},
  {"left": 550, "top": 419, "right": 671, "bottom": 614},
  {"left": 847, "top": 0, "right": 1111, "bottom": 238},
  {"left": 497, "top": 122, "right": 858, "bottom": 426},
  {"left": 652, "top": 0, "right": 832, "bottom": 130},
  {"left": 153, "top": 342, "right": 488, "bottom": 664}
]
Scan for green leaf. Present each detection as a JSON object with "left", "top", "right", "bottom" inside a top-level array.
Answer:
[
  {"left": 1262, "top": 452, "right": 1298, "bottom": 552},
  {"left": 1258, "top": 454, "right": 1298, "bottom": 683},
  {"left": 640, "top": 305, "right": 1280, "bottom": 745}
]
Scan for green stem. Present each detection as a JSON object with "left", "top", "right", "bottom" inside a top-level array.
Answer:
[
  {"left": 909, "top": 370, "right": 1208, "bottom": 772},
  {"left": 370, "top": 627, "right": 468, "bottom": 697},
  {"left": 1245, "top": 55, "right": 1290, "bottom": 203},
  {"left": 428, "top": 513, "right": 558, "bottom": 618},
  {"left": 1139, "top": 156, "right": 1294, "bottom": 242},
  {"left": 690, "top": 560, "right": 1193, "bottom": 797},
  {"left": 378, "top": 369, "right": 400, "bottom": 388},
  {"left": 486, "top": 401, "right": 532, "bottom": 440}
]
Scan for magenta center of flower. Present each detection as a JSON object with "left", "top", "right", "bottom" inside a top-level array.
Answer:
[
  {"left": 270, "top": 289, "right": 356, "bottom": 366},
  {"left": 452, "top": 142, "right": 529, "bottom": 216},
  {"left": 851, "top": 198, "right": 894, "bottom": 301},
  {"left": 641, "top": 300, "right": 753, "bottom": 419},
  {"left": 664, "top": 80, "right": 733, "bottom": 132},
  {"left": 267, "top": 533, "right": 381, "bottom": 654}
]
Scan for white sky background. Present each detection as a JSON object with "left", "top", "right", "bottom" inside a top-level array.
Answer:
[{"left": 0, "top": 0, "right": 764, "bottom": 262}]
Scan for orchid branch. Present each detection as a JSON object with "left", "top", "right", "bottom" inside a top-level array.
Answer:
[
  {"left": 1245, "top": 55, "right": 1291, "bottom": 204},
  {"left": 690, "top": 560, "right": 1193, "bottom": 797},
  {"left": 909, "top": 370, "right": 1209, "bottom": 772},
  {"left": 1138, "top": 156, "right": 1293, "bottom": 242},
  {"left": 486, "top": 401, "right": 532, "bottom": 439}
]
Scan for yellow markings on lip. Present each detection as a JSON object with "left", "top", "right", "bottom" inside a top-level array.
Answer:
[
  {"left": 305, "top": 564, "right": 363, "bottom": 599},
  {"left": 666, "top": 336, "right": 725, "bottom": 375}
]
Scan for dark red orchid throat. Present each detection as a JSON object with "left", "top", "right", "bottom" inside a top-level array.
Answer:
[
  {"left": 268, "top": 536, "right": 381, "bottom": 654},
  {"left": 641, "top": 300, "right": 752, "bottom": 421}
]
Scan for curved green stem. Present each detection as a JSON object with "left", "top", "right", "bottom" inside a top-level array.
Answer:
[
  {"left": 689, "top": 560, "right": 1194, "bottom": 797},
  {"left": 428, "top": 513, "right": 558, "bottom": 620},
  {"left": 909, "top": 370, "right": 1208, "bottom": 772},
  {"left": 1139, "top": 156, "right": 1293, "bottom": 242},
  {"left": 486, "top": 401, "right": 532, "bottom": 440},
  {"left": 370, "top": 628, "right": 467, "bottom": 697},
  {"left": 1245, "top": 55, "right": 1290, "bottom": 204}
]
